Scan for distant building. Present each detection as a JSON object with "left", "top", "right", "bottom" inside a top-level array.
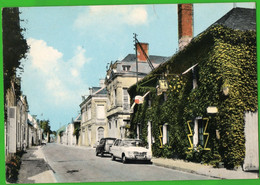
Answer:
[
  {"left": 79, "top": 80, "right": 108, "bottom": 147},
  {"left": 28, "top": 114, "right": 42, "bottom": 146},
  {"left": 57, "top": 125, "right": 67, "bottom": 144}
]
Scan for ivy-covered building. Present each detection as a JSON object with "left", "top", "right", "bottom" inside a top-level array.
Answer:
[{"left": 128, "top": 7, "right": 257, "bottom": 170}]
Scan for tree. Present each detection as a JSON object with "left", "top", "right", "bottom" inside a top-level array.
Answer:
[
  {"left": 73, "top": 122, "right": 81, "bottom": 145},
  {"left": 40, "top": 120, "right": 51, "bottom": 142},
  {"left": 3, "top": 8, "right": 29, "bottom": 105}
]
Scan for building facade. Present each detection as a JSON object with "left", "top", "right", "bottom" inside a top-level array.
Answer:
[
  {"left": 105, "top": 43, "right": 169, "bottom": 139},
  {"left": 128, "top": 7, "right": 257, "bottom": 170},
  {"left": 79, "top": 80, "right": 108, "bottom": 147}
]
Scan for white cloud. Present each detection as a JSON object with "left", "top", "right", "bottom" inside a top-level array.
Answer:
[
  {"left": 27, "top": 38, "right": 63, "bottom": 74},
  {"left": 74, "top": 5, "right": 148, "bottom": 29},
  {"left": 25, "top": 38, "right": 91, "bottom": 105}
]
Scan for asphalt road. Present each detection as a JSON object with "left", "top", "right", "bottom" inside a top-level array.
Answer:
[{"left": 42, "top": 143, "right": 213, "bottom": 183}]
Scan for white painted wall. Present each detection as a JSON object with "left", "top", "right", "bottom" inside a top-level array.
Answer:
[{"left": 244, "top": 111, "right": 259, "bottom": 171}]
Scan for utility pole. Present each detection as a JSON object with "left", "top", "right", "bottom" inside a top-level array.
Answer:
[{"left": 133, "top": 33, "right": 139, "bottom": 85}]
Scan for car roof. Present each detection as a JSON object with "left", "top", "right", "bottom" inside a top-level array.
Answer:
[{"left": 102, "top": 137, "right": 116, "bottom": 140}]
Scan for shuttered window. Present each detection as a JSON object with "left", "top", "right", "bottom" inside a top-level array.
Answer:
[
  {"left": 96, "top": 105, "right": 105, "bottom": 119},
  {"left": 123, "top": 88, "right": 130, "bottom": 111}
]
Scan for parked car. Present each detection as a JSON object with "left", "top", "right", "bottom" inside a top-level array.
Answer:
[
  {"left": 110, "top": 139, "right": 152, "bottom": 163},
  {"left": 96, "top": 137, "right": 116, "bottom": 157}
]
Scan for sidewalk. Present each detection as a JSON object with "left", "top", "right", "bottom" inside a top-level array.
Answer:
[
  {"left": 152, "top": 158, "right": 259, "bottom": 179},
  {"left": 17, "top": 145, "right": 56, "bottom": 183}
]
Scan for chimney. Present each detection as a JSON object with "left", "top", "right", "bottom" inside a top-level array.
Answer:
[
  {"left": 178, "top": 4, "right": 193, "bottom": 51},
  {"left": 136, "top": 43, "right": 149, "bottom": 62}
]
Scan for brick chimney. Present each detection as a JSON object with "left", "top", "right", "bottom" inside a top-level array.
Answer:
[
  {"left": 178, "top": 4, "right": 193, "bottom": 51},
  {"left": 136, "top": 43, "right": 149, "bottom": 62}
]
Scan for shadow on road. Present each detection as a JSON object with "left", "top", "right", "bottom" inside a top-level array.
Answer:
[{"left": 111, "top": 158, "right": 153, "bottom": 165}]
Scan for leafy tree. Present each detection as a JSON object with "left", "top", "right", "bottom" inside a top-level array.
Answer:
[
  {"left": 3, "top": 8, "right": 29, "bottom": 106},
  {"left": 40, "top": 120, "right": 51, "bottom": 142},
  {"left": 73, "top": 122, "right": 81, "bottom": 145},
  {"left": 52, "top": 131, "right": 57, "bottom": 137}
]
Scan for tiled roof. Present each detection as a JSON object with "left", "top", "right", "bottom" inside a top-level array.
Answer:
[
  {"left": 114, "top": 54, "right": 170, "bottom": 75},
  {"left": 92, "top": 87, "right": 107, "bottom": 95},
  {"left": 211, "top": 7, "right": 256, "bottom": 31},
  {"left": 122, "top": 54, "right": 170, "bottom": 64}
]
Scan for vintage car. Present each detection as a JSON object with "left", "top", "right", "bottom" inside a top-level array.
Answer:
[
  {"left": 110, "top": 139, "right": 152, "bottom": 163},
  {"left": 96, "top": 137, "right": 116, "bottom": 157}
]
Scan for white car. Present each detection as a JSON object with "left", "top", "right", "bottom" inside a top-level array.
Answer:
[{"left": 110, "top": 139, "right": 152, "bottom": 163}]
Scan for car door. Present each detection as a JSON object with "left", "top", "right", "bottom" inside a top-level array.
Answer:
[
  {"left": 110, "top": 139, "right": 118, "bottom": 157},
  {"left": 112, "top": 139, "right": 121, "bottom": 157}
]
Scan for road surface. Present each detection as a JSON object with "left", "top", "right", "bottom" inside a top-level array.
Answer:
[{"left": 41, "top": 143, "right": 213, "bottom": 183}]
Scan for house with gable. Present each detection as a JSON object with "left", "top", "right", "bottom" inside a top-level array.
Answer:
[{"left": 128, "top": 6, "right": 257, "bottom": 170}]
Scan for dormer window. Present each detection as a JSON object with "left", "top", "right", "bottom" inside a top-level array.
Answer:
[{"left": 122, "top": 65, "right": 131, "bottom": 71}]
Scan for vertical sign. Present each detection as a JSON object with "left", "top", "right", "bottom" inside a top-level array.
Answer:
[{"left": 8, "top": 106, "right": 17, "bottom": 153}]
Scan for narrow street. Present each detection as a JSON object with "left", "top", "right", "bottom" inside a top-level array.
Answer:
[{"left": 41, "top": 143, "right": 213, "bottom": 183}]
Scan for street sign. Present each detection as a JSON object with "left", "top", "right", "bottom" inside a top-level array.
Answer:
[{"left": 207, "top": 106, "right": 218, "bottom": 113}]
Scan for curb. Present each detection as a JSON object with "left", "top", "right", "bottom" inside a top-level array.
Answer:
[
  {"left": 37, "top": 146, "right": 57, "bottom": 183},
  {"left": 152, "top": 161, "right": 224, "bottom": 179}
]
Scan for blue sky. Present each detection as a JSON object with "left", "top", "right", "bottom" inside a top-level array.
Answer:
[{"left": 18, "top": 3, "right": 255, "bottom": 131}]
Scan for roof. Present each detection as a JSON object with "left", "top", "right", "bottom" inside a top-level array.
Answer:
[
  {"left": 211, "top": 7, "right": 256, "bottom": 31},
  {"left": 122, "top": 54, "right": 170, "bottom": 64},
  {"left": 89, "top": 86, "right": 107, "bottom": 95},
  {"left": 106, "top": 54, "right": 170, "bottom": 80},
  {"left": 57, "top": 124, "right": 67, "bottom": 133},
  {"left": 128, "top": 7, "right": 256, "bottom": 95}
]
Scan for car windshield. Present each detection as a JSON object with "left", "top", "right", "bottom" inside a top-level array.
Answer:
[
  {"left": 106, "top": 139, "right": 115, "bottom": 144},
  {"left": 122, "top": 140, "right": 143, "bottom": 147}
]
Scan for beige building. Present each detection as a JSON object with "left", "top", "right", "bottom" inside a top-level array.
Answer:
[
  {"left": 5, "top": 78, "right": 30, "bottom": 159},
  {"left": 105, "top": 43, "right": 169, "bottom": 139},
  {"left": 79, "top": 80, "right": 108, "bottom": 147}
]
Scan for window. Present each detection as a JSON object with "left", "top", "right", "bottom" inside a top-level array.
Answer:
[
  {"left": 115, "top": 120, "right": 118, "bottom": 128},
  {"left": 114, "top": 89, "right": 117, "bottom": 106},
  {"left": 192, "top": 118, "right": 204, "bottom": 148},
  {"left": 123, "top": 88, "right": 130, "bottom": 111},
  {"left": 87, "top": 104, "right": 91, "bottom": 120},
  {"left": 137, "top": 123, "right": 141, "bottom": 139},
  {"left": 146, "top": 94, "right": 152, "bottom": 107},
  {"left": 96, "top": 105, "right": 105, "bottom": 119},
  {"left": 122, "top": 65, "right": 131, "bottom": 71},
  {"left": 198, "top": 120, "right": 204, "bottom": 147},
  {"left": 163, "top": 123, "right": 169, "bottom": 145},
  {"left": 109, "top": 122, "right": 111, "bottom": 129}
]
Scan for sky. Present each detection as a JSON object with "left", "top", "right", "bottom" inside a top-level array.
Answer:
[{"left": 18, "top": 2, "right": 255, "bottom": 131}]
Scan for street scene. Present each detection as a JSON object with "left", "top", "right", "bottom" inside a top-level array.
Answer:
[{"left": 3, "top": 2, "right": 258, "bottom": 184}]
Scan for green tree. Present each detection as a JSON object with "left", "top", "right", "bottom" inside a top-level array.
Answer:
[
  {"left": 40, "top": 120, "right": 51, "bottom": 142},
  {"left": 73, "top": 122, "right": 81, "bottom": 145},
  {"left": 3, "top": 8, "right": 29, "bottom": 104}
]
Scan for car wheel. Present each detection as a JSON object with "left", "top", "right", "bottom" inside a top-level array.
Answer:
[
  {"left": 122, "top": 155, "right": 128, "bottom": 164},
  {"left": 96, "top": 151, "right": 99, "bottom": 156},
  {"left": 101, "top": 152, "right": 104, "bottom": 157},
  {"left": 111, "top": 154, "right": 115, "bottom": 161}
]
